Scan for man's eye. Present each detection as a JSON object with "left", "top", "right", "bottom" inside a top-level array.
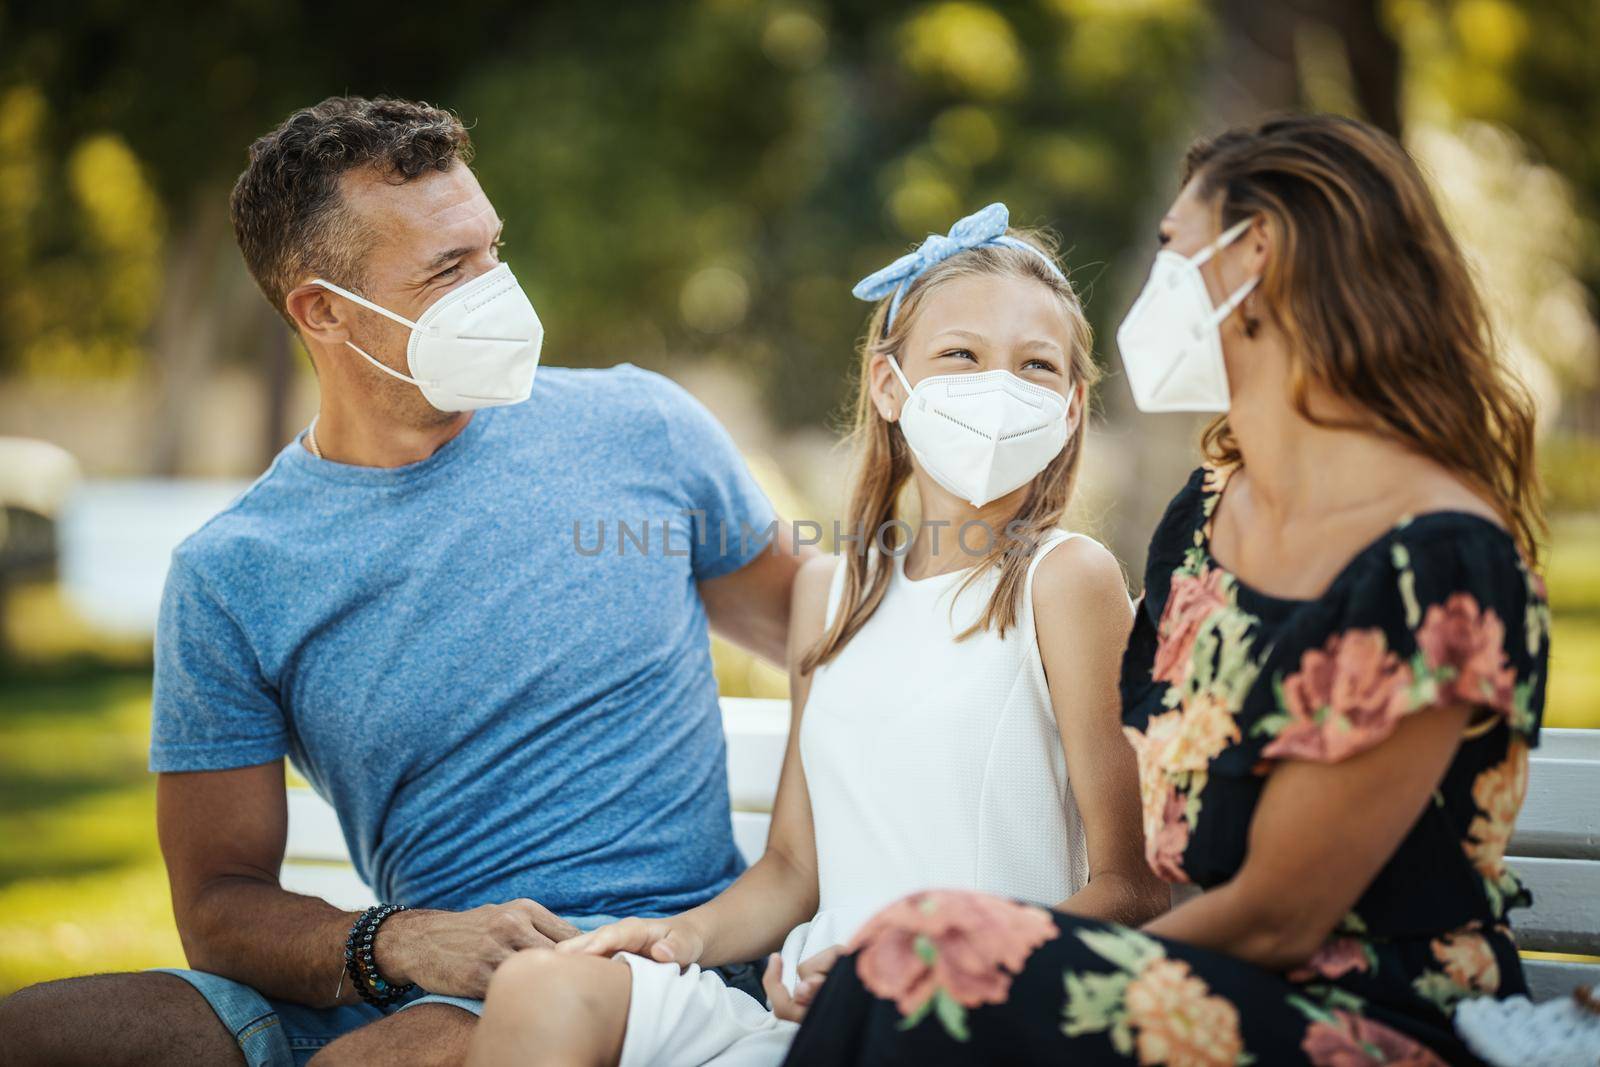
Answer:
[{"left": 435, "top": 264, "right": 463, "bottom": 281}]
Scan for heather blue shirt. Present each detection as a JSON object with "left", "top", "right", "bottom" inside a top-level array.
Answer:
[{"left": 150, "top": 365, "right": 774, "bottom": 917}]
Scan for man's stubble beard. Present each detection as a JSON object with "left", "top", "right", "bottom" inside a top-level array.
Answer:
[{"left": 351, "top": 317, "right": 459, "bottom": 431}]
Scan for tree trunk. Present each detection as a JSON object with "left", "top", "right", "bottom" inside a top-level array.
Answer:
[{"left": 148, "top": 192, "right": 230, "bottom": 477}]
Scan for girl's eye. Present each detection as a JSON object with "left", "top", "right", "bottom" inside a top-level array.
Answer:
[
  {"left": 941, "top": 348, "right": 977, "bottom": 362},
  {"left": 1024, "top": 358, "right": 1059, "bottom": 373}
]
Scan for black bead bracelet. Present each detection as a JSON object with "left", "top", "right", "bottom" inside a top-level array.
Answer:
[{"left": 344, "top": 903, "right": 417, "bottom": 1009}]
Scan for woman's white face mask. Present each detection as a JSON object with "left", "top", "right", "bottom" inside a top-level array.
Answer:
[
  {"left": 887, "top": 356, "right": 1075, "bottom": 508},
  {"left": 312, "top": 263, "right": 544, "bottom": 412},
  {"left": 1116, "top": 218, "right": 1258, "bottom": 413}
]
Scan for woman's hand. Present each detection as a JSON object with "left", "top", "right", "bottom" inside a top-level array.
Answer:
[
  {"left": 554, "top": 915, "right": 706, "bottom": 967},
  {"left": 763, "top": 945, "right": 843, "bottom": 1022}
]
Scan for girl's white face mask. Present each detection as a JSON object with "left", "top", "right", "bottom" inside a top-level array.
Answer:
[
  {"left": 887, "top": 357, "right": 1074, "bottom": 508},
  {"left": 311, "top": 263, "right": 543, "bottom": 412},
  {"left": 1116, "top": 218, "right": 1258, "bottom": 413}
]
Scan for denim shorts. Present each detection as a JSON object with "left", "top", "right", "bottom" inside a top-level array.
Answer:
[{"left": 155, "top": 915, "right": 765, "bottom": 1067}]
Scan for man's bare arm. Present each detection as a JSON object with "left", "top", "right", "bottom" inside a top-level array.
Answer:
[
  {"left": 698, "top": 519, "right": 815, "bottom": 666},
  {"left": 158, "top": 762, "right": 578, "bottom": 1005}
]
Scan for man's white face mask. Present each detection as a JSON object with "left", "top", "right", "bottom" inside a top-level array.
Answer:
[
  {"left": 887, "top": 356, "right": 1075, "bottom": 508},
  {"left": 312, "top": 263, "right": 544, "bottom": 412},
  {"left": 1116, "top": 217, "right": 1259, "bottom": 414}
]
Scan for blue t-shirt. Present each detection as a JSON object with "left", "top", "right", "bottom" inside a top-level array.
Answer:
[{"left": 149, "top": 364, "right": 775, "bottom": 917}]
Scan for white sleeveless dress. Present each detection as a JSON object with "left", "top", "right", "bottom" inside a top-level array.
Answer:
[{"left": 617, "top": 531, "right": 1095, "bottom": 1067}]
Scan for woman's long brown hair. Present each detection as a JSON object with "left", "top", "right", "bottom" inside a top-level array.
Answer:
[
  {"left": 1184, "top": 114, "right": 1545, "bottom": 564},
  {"left": 800, "top": 232, "right": 1098, "bottom": 675}
]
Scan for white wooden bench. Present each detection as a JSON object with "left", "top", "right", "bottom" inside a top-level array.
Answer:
[
  {"left": 281, "top": 698, "right": 788, "bottom": 911},
  {"left": 283, "top": 699, "right": 1598, "bottom": 1000}
]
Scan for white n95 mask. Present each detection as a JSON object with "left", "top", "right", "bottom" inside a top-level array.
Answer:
[
  {"left": 888, "top": 357, "right": 1073, "bottom": 508},
  {"left": 311, "top": 263, "right": 544, "bottom": 412},
  {"left": 1116, "top": 217, "right": 1258, "bottom": 413}
]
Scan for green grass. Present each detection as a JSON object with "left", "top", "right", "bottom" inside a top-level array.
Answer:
[
  {"left": 0, "top": 514, "right": 1596, "bottom": 995},
  {"left": 1545, "top": 515, "right": 1600, "bottom": 729},
  {"left": 0, "top": 664, "right": 184, "bottom": 992}
]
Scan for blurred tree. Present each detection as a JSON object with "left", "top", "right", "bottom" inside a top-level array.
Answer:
[
  {"left": 4, "top": 0, "right": 1591, "bottom": 478},
  {"left": 1387, "top": 0, "right": 1600, "bottom": 436},
  {"left": 1390, "top": 0, "right": 1599, "bottom": 256},
  {"left": 0, "top": 0, "right": 536, "bottom": 470},
  {"left": 462, "top": 0, "right": 1220, "bottom": 435},
  {"left": 1, "top": 0, "right": 1222, "bottom": 463}
]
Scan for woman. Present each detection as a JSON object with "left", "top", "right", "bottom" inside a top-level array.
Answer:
[
  {"left": 782, "top": 115, "right": 1549, "bottom": 1066},
  {"left": 464, "top": 206, "right": 1169, "bottom": 1066}
]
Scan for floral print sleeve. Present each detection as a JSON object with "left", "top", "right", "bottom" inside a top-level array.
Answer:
[{"left": 1251, "top": 517, "right": 1546, "bottom": 766}]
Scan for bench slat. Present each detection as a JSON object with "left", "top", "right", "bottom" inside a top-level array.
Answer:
[
  {"left": 285, "top": 788, "right": 351, "bottom": 862},
  {"left": 1537, "top": 728, "right": 1600, "bottom": 763},
  {"left": 1522, "top": 958, "right": 1600, "bottom": 1002},
  {"left": 722, "top": 697, "right": 787, "bottom": 813},
  {"left": 281, "top": 861, "right": 377, "bottom": 911},
  {"left": 1509, "top": 856, "right": 1600, "bottom": 954},
  {"left": 1510, "top": 758, "right": 1600, "bottom": 860}
]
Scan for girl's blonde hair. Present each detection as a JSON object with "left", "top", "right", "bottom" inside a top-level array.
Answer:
[{"left": 800, "top": 229, "right": 1097, "bottom": 675}]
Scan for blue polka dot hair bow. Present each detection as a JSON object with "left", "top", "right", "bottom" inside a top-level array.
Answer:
[{"left": 851, "top": 202, "right": 1065, "bottom": 332}]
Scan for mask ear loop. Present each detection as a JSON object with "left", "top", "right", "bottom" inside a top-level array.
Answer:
[
  {"left": 309, "top": 279, "right": 442, "bottom": 389},
  {"left": 1190, "top": 218, "right": 1261, "bottom": 329},
  {"left": 310, "top": 278, "right": 433, "bottom": 334},
  {"left": 1189, "top": 217, "right": 1255, "bottom": 268},
  {"left": 886, "top": 352, "right": 915, "bottom": 395},
  {"left": 1210, "top": 275, "right": 1259, "bottom": 326},
  {"left": 343, "top": 339, "right": 439, "bottom": 389},
  {"left": 883, "top": 352, "right": 919, "bottom": 427}
]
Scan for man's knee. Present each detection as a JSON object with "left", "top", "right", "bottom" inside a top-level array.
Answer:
[
  {"left": 307, "top": 1002, "right": 476, "bottom": 1067},
  {"left": 0, "top": 972, "right": 243, "bottom": 1067}
]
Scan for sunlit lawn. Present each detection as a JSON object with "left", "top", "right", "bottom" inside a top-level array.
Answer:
[{"left": 1, "top": 518, "right": 1597, "bottom": 996}]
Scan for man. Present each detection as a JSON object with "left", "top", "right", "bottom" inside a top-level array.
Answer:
[{"left": 0, "top": 96, "right": 807, "bottom": 1066}]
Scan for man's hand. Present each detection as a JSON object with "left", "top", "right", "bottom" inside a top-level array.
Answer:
[
  {"left": 375, "top": 899, "right": 580, "bottom": 999},
  {"left": 763, "top": 945, "right": 843, "bottom": 1023},
  {"left": 554, "top": 915, "right": 706, "bottom": 968}
]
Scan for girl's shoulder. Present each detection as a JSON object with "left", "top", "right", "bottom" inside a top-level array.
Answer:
[
  {"left": 1029, "top": 532, "right": 1133, "bottom": 648},
  {"left": 794, "top": 552, "right": 844, "bottom": 623},
  {"left": 1029, "top": 532, "right": 1126, "bottom": 606}
]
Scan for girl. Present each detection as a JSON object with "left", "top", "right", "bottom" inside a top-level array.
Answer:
[
  {"left": 464, "top": 204, "right": 1169, "bottom": 1066},
  {"left": 784, "top": 115, "right": 1552, "bottom": 1066}
]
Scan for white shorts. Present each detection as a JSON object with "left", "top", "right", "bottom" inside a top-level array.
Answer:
[{"left": 617, "top": 954, "right": 799, "bottom": 1067}]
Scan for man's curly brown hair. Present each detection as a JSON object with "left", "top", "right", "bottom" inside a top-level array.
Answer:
[{"left": 230, "top": 96, "right": 474, "bottom": 326}]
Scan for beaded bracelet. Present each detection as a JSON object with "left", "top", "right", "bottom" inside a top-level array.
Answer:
[{"left": 343, "top": 903, "right": 417, "bottom": 1009}]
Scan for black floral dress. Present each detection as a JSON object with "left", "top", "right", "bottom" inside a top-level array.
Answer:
[{"left": 784, "top": 466, "right": 1550, "bottom": 1066}]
